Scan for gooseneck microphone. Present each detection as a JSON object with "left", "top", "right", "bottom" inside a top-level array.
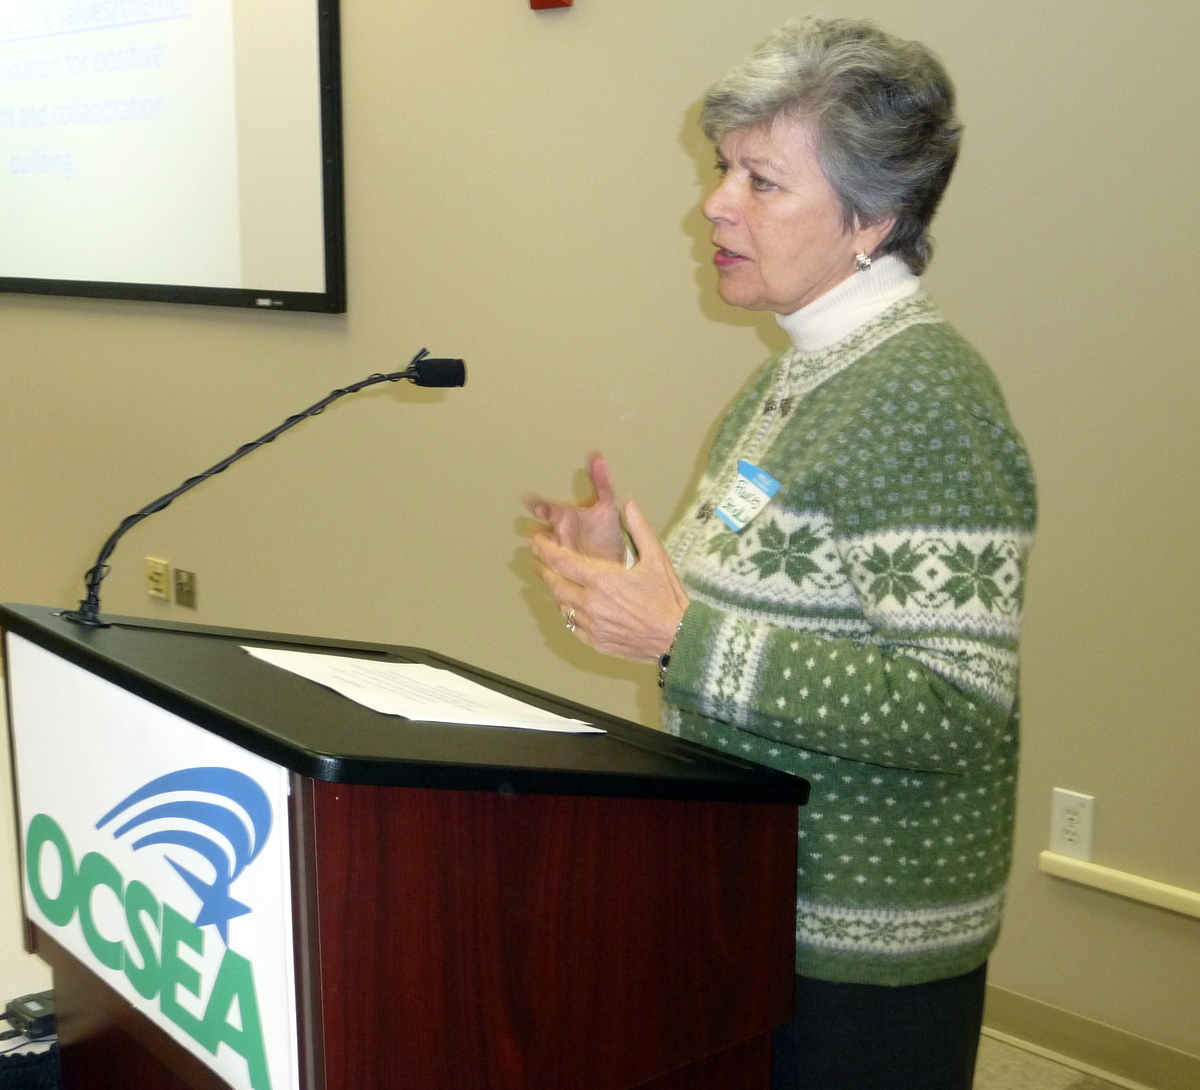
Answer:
[
  {"left": 405, "top": 355, "right": 466, "bottom": 388},
  {"left": 61, "top": 348, "right": 466, "bottom": 628}
]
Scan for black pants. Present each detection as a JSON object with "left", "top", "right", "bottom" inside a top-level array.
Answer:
[{"left": 770, "top": 963, "right": 987, "bottom": 1090}]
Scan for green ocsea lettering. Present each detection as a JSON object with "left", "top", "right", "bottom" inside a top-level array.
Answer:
[
  {"left": 159, "top": 904, "right": 206, "bottom": 1038},
  {"left": 123, "top": 880, "right": 161, "bottom": 1000},
  {"left": 199, "top": 949, "right": 271, "bottom": 1090},
  {"left": 25, "top": 814, "right": 77, "bottom": 926},
  {"left": 25, "top": 817, "right": 273, "bottom": 1090},
  {"left": 77, "top": 852, "right": 124, "bottom": 970}
]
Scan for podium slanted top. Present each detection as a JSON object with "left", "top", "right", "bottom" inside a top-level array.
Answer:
[{"left": 1, "top": 603, "right": 809, "bottom": 804}]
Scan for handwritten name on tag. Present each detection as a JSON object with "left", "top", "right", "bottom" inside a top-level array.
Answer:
[{"left": 715, "top": 460, "right": 782, "bottom": 532}]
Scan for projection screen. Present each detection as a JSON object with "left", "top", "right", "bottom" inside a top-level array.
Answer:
[{"left": 0, "top": 0, "right": 345, "bottom": 312}]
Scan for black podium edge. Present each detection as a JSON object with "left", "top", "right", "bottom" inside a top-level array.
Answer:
[{"left": 0, "top": 604, "right": 809, "bottom": 805}]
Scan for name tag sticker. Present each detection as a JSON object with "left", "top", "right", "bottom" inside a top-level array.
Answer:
[{"left": 715, "top": 460, "right": 782, "bottom": 532}]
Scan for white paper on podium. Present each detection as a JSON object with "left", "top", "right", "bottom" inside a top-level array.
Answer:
[{"left": 243, "top": 647, "right": 604, "bottom": 733}]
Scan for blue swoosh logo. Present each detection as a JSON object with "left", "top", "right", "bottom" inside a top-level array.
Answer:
[{"left": 96, "top": 767, "right": 273, "bottom": 945}]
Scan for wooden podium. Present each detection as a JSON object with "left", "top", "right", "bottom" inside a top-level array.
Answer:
[{"left": 2, "top": 604, "right": 807, "bottom": 1090}]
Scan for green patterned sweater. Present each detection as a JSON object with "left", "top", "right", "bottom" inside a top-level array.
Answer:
[{"left": 661, "top": 294, "right": 1036, "bottom": 987}]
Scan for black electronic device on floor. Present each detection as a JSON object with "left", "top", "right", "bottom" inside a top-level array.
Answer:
[
  {"left": 0, "top": 990, "right": 60, "bottom": 1090},
  {"left": 4, "top": 994, "right": 54, "bottom": 1042}
]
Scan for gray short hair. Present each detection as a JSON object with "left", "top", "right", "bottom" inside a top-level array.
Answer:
[{"left": 701, "top": 17, "right": 961, "bottom": 274}]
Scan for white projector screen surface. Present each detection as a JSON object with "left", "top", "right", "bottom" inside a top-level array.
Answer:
[{"left": 0, "top": 0, "right": 341, "bottom": 308}]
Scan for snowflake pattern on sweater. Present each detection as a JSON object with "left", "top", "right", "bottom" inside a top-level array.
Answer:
[{"left": 662, "top": 295, "right": 1036, "bottom": 986}]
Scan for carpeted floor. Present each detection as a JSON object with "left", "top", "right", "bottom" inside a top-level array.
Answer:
[
  {"left": 975, "top": 1035, "right": 1128, "bottom": 1090},
  {"left": 0, "top": 1036, "right": 1139, "bottom": 1090}
]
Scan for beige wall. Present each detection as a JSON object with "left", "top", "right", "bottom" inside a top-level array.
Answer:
[{"left": 2, "top": 0, "right": 1197, "bottom": 1062}]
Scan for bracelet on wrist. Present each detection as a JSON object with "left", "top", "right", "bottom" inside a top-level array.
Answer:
[{"left": 657, "top": 615, "right": 686, "bottom": 690}]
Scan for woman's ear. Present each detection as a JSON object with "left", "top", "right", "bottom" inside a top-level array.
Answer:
[{"left": 855, "top": 215, "right": 897, "bottom": 257}]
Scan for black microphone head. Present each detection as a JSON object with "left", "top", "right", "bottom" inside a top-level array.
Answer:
[{"left": 413, "top": 358, "right": 466, "bottom": 387}]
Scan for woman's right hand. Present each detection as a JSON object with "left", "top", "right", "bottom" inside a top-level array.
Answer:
[{"left": 523, "top": 452, "right": 625, "bottom": 563}]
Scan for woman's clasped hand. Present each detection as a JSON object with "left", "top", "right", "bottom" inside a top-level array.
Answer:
[{"left": 525, "top": 454, "right": 688, "bottom": 665}]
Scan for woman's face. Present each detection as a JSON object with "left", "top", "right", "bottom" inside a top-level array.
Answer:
[{"left": 703, "top": 119, "right": 893, "bottom": 315}]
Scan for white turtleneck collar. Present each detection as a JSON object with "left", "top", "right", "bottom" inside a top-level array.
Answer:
[{"left": 775, "top": 254, "right": 920, "bottom": 353}]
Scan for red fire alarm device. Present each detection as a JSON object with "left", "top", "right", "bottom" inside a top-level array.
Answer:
[{"left": 531, "top": 0, "right": 572, "bottom": 8}]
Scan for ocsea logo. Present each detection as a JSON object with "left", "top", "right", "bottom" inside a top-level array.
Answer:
[{"left": 26, "top": 812, "right": 271, "bottom": 1090}]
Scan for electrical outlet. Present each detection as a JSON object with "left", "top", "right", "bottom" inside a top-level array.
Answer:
[
  {"left": 173, "top": 569, "right": 197, "bottom": 609},
  {"left": 145, "top": 557, "right": 170, "bottom": 600},
  {"left": 1050, "top": 788, "right": 1095, "bottom": 861}
]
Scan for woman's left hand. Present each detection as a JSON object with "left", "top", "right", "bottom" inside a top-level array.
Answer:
[{"left": 530, "top": 499, "right": 689, "bottom": 664}]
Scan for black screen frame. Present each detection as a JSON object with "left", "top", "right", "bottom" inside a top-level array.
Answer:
[{"left": 0, "top": 0, "right": 346, "bottom": 314}]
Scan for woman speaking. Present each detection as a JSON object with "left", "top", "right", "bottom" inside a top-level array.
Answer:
[{"left": 527, "top": 18, "right": 1036, "bottom": 1090}]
